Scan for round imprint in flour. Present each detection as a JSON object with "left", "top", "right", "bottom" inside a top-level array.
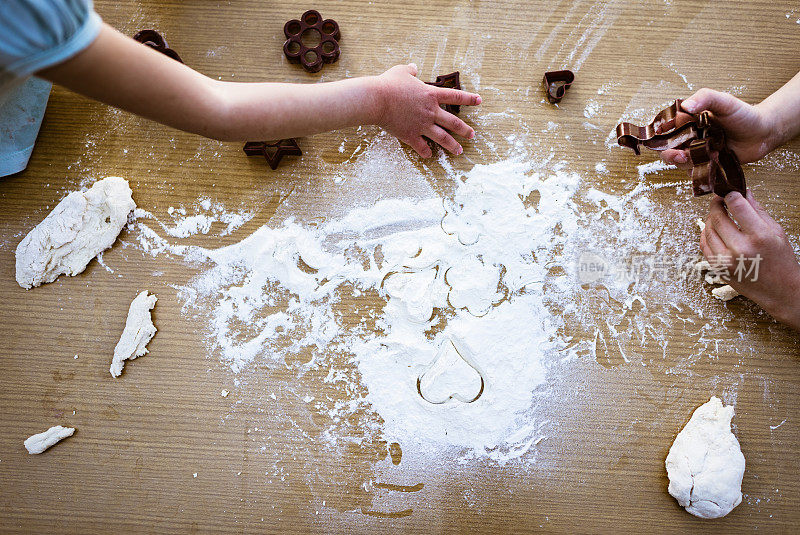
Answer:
[
  {"left": 416, "top": 337, "right": 485, "bottom": 404},
  {"left": 381, "top": 265, "right": 444, "bottom": 324},
  {"left": 444, "top": 255, "right": 506, "bottom": 317}
]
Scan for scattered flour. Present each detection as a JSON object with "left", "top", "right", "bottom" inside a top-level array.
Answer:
[{"left": 131, "top": 138, "right": 755, "bottom": 465}]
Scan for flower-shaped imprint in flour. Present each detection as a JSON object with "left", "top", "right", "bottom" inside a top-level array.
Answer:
[
  {"left": 440, "top": 200, "right": 480, "bottom": 246},
  {"left": 417, "top": 336, "right": 485, "bottom": 404},
  {"left": 445, "top": 255, "right": 506, "bottom": 317}
]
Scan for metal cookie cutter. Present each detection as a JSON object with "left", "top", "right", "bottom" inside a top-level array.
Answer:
[
  {"left": 243, "top": 139, "right": 302, "bottom": 170},
  {"left": 616, "top": 100, "right": 746, "bottom": 197},
  {"left": 283, "top": 10, "right": 341, "bottom": 73},
  {"left": 543, "top": 70, "right": 575, "bottom": 104},
  {"left": 133, "top": 30, "right": 183, "bottom": 63}
]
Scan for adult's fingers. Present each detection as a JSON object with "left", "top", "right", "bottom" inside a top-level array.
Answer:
[
  {"left": 744, "top": 189, "right": 774, "bottom": 222},
  {"left": 435, "top": 109, "right": 474, "bottom": 139},
  {"left": 724, "top": 191, "right": 766, "bottom": 233},
  {"left": 436, "top": 87, "right": 482, "bottom": 107},
  {"left": 707, "top": 195, "right": 745, "bottom": 250},
  {"left": 660, "top": 148, "right": 691, "bottom": 169},
  {"left": 703, "top": 225, "right": 730, "bottom": 263},
  {"left": 426, "top": 124, "right": 462, "bottom": 155}
]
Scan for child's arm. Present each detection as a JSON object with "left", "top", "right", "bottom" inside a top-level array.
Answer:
[
  {"left": 661, "top": 72, "right": 800, "bottom": 167},
  {"left": 701, "top": 190, "right": 800, "bottom": 330},
  {"left": 39, "top": 23, "right": 480, "bottom": 157}
]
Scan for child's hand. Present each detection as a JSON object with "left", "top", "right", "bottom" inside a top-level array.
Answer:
[
  {"left": 374, "top": 64, "right": 481, "bottom": 158},
  {"left": 661, "top": 89, "right": 779, "bottom": 167},
  {"left": 701, "top": 190, "right": 800, "bottom": 330}
]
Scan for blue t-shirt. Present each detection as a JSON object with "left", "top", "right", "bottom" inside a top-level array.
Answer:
[{"left": 0, "top": 0, "right": 102, "bottom": 177}]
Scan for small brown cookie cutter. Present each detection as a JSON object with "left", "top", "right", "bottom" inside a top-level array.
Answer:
[
  {"left": 543, "top": 70, "right": 574, "bottom": 103},
  {"left": 426, "top": 71, "right": 462, "bottom": 115},
  {"left": 243, "top": 139, "right": 302, "bottom": 170},
  {"left": 616, "top": 100, "right": 745, "bottom": 197},
  {"left": 133, "top": 30, "right": 183, "bottom": 63},
  {"left": 283, "top": 10, "right": 340, "bottom": 73}
]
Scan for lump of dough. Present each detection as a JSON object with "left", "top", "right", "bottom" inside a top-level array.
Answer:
[
  {"left": 15, "top": 176, "right": 136, "bottom": 289},
  {"left": 24, "top": 425, "right": 75, "bottom": 454},
  {"left": 711, "top": 285, "right": 739, "bottom": 302},
  {"left": 665, "top": 396, "right": 745, "bottom": 519},
  {"left": 111, "top": 291, "right": 157, "bottom": 377}
]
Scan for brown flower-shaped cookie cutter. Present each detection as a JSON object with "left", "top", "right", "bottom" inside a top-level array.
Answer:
[
  {"left": 283, "top": 10, "right": 340, "bottom": 73},
  {"left": 243, "top": 139, "right": 302, "bottom": 170},
  {"left": 426, "top": 71, "right": 462, "bottom": 115},
  {"left": 616, "top": 100, "right": 745, "bottom": 197},
  {"left": 543, "top": 70, "right": 574, "bottom": 103},
  {"left": 133, "top": 30, "right": 183, "bottom": 63}
]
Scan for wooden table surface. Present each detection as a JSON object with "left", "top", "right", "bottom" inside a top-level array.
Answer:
[{"left": 2, "top": 0, "right": 800, "bottom": 532}]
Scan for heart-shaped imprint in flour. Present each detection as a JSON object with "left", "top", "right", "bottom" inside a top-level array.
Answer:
[{"left": 417, "top": 337, "right": 485, "bottom": 404}]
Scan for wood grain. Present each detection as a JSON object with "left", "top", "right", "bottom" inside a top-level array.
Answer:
[{"left": 2, "top": 0, "right": 800, "bottom": 533}]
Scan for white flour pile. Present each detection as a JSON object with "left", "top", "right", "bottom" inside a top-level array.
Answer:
[
  {"left": 138, "top": 157, "right": 580, "bottom": 459},
  {"left": 132, "top": 136, "right": 736, "bottom": 462}
]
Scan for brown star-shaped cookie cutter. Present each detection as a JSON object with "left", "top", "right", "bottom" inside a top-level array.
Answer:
[
  {"left": 133, "top": 30, "right": 183, "bottom": 63},
  {"left": 283, "top": 10, "right": 341, "bottom": 73},
  {"left": 426, "top": 71, "right": 462, "bottom": 115},
  {"left": 616, "top": 100, "right": 745, "bottom": 197},
  {"left": 543, "top": 70, "right": 574, "bottom": 103},
  {"left": 243, "top": 139, "right": 302, "bottom": 170}
]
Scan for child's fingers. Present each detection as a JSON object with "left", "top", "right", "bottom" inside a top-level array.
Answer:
[
  {"left": 409, "top": 136, "right": 432, "bottom": 158},
  {"left": 660, "top": 148, "right": 691, "bottom": 169},
  {"left": 406, "top": 63, "right": 418, "bottom": 77},
  {"left": 681, "top": 88, "right": 741, "bottom": 117},
  {"left": 723, "top": 191, "right": 766, "bottom": 234},
  {"left": 426, "top": 125, "right": 463, "bottom": 155},
  {"left": 435, "top": 109, "right": 475, "bottom": 139},
  {"left": 436, "top": 88, "right": 482, "bottom": 107}
]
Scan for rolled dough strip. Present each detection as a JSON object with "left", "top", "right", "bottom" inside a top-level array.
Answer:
[
  {"left": 15, "top": 176, "right": 136, "bottom": 289},
  {"left": 111, "top": 291, "right": 158, "bottom": 377},
  {"left": 24, "top": 425, "right": 75, "bottom": 454}
]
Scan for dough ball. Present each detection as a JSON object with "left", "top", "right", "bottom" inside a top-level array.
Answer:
[{"left": 665, "top": 396, "right": 745, "bottom": 519}]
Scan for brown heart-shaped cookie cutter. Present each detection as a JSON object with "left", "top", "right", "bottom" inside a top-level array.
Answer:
[
  {"left": 283, "top": 10, "right": 340, "bottom": 73},
  {"left": 133, "top": 30, "right": 184, "bottom": 63},
  {"left": 543, "top": 70, "right": 575, "bottom": 103},
  {"left": 616, "top": 100, "right": 745, "bottom": 197}
]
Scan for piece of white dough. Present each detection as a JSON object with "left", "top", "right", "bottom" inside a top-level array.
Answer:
[
  {"left": 24, "top": 425, "right": 75, "bottom": 454},
  {"left": 665, "top": 396, "right": 745, "bottom": 519},
  {"left": 111, "top": 291, "right": 157, "bottom": 377},
  {"left": 696, "top": 218, "right": 706, "bottom": 232},
  {"left": 15, "top": 176, "right": 136, "bottom": 289},
  {"left": 711, "top": 285, "right": 739, "bottom": 302}
]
